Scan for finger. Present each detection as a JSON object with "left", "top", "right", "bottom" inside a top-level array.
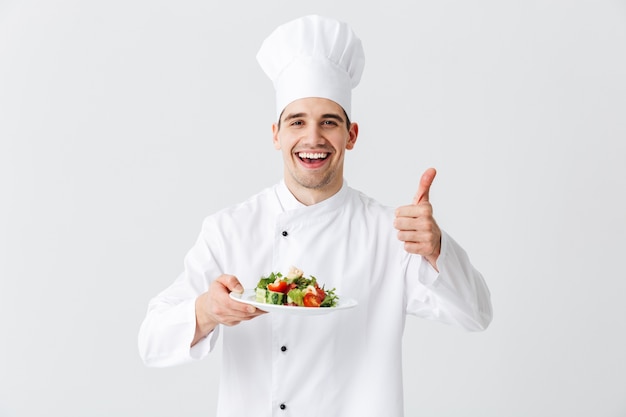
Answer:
[
  {"left": 412, "top": 167, "right": 437, "bottom": 205},
  {"left": 216, "top": 274, "right": 244, "bottom": 294},
  {"left": 226, "top": 297, "right": 257, "bottom": 314},
  {"left": 395, "top": 203, "right": 433, "bottom": 219},
  {"left": 228, "top": 295, "right": 270, "bottom": 317},
  {"left": 222, "top": 308, "right": 266, "bottom": 326},
  {"left": 394, "top": 215, "right": 431, "bottom": 232},
  {"left": 212, "top": 290, "right": 259, "bottom": 316}
]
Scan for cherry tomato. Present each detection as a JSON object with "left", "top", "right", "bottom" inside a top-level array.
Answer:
[
  {"left": 268, "top": 280, "right": 288, "bottom": 293},
  {"left": 303, "top": 292, "right": 322, "bottom": 307}
]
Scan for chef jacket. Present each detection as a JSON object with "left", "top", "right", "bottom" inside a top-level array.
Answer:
[{"left": 138, "top": 180, "right": 492, "bottom": 417}]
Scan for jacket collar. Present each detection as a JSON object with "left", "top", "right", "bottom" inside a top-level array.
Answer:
[{"left": 275, "top": 179, "right": 349, "bottom": 213}]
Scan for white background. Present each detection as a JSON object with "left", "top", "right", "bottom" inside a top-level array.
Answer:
[{"left": 1, "top": 1, "right": 625, "bottom": 416}]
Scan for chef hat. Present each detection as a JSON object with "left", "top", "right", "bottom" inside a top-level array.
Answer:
[{"left": 256, "top": 15, "right": 365, "bottom": 120}]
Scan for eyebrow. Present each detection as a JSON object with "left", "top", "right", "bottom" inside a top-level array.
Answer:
[
  {"left": 282, "top": 112, "right": 306, "bottom": 123},
  {"left": 282, "top": 112, "right": 345, "bottom": 124},
  {"left": 321, "top": 113, "right": 346, "bottom": 124}
]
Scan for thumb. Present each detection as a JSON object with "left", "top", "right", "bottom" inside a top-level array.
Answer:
[
  {"left": 413, "top": 167, "right": 437, "bottom": 204},
  {"left": 218, "top": 274, "right": 244, "bottom": 294}
]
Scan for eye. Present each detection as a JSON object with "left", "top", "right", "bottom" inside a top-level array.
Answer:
[
  {"left": 322, "top": 120, "right": 338, "bottom": 126},
  {"left": 290, "top": 120, "right": 304, "bottom": 126}
]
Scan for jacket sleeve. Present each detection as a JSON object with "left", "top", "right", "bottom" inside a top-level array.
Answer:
[
  {"left": 138, "top": 218, "right": 224, "bottom": 367},
  {"left": 405, "top": 230, "right": 493, "bottom": 331}
]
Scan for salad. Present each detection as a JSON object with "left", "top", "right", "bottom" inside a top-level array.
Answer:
[{"left": 255, "top": 266, "right": 338, "bottom": 308}]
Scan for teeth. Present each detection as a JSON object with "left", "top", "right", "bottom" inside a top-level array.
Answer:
[{"left": 298, "top": 152, "right": 328, "bottom": 159}]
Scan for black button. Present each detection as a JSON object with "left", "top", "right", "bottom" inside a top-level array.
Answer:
[
  {"left": 280, "top": 346, "right": 287, "bottom": 352},
  {"left": 281, "top": 231, "right": 288, "bottom": 237},
  {"left": 280, "top": 403, "right": 286, "bottom": 410}
]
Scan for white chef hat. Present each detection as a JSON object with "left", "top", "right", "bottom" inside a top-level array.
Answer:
[{"left": 256, "top": 15, "right": 365, "bottom": 120}]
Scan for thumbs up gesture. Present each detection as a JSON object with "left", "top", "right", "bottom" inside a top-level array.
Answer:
[{"left": 394, "top": 168, "right": 442, "bottom": 269}]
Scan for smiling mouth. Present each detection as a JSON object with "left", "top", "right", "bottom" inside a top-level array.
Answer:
[{"left": 297, "top": 152, "right": 329, "bottom": 163}]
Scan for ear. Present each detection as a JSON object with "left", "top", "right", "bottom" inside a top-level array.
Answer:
[
  {"left": 272, "top": 123, "right": 281, "bottom": 150},
  {"left": 346, "top": 122, "right": 359, "bottom": 150}
]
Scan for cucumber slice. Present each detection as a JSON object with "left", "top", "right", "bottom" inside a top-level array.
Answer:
[{"left": 265, "top": 290, "right": 285, "bottom": 305}]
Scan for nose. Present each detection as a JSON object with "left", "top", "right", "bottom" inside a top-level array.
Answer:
[{"left": 300, "top": 124, "right": 326, "bottom": 147}]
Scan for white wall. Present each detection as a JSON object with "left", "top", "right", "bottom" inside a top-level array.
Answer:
[{"left": 1, "top": 1, "right": 625, "bottom": 416}]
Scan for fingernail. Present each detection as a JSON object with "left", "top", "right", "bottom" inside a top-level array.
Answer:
[
  {"left": 234, "top": 284, "right": 244, "bottom": 294},
  {"left": 247, "top": 306, "right": 256, "bottom": 313}
]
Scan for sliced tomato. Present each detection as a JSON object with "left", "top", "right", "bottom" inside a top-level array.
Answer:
[
  {"left": 303, "top": 292, "right": 322, "bottom": 307},
  {"left": 316, "top": 286, "right": 326, "bottom": 300},
  {"left": 268, "top": 280, "right": 288, "bottom": 293}
]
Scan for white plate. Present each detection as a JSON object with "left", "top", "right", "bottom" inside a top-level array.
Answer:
[{"left": 230, "top": 289, "right": 357, "bottom": 315}]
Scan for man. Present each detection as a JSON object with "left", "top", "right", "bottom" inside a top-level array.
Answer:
[{"left": 138, "top": 15, "right": 492, "bottom": 416}]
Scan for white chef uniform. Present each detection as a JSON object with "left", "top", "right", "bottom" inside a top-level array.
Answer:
[
  {"left": 138, "top": 180, "right": 492, "bottom": 416},
  {"left": 138, "top": 15, "right": 492, "bottom": 417}
]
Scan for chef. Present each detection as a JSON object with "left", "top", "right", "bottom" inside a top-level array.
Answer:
[{"left": 138, "top": 14, "right": 492, "bottom": 417}]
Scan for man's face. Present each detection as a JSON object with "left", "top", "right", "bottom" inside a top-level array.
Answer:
[{"left": 272, "top": 97, "right": 358, "bottom": 203}]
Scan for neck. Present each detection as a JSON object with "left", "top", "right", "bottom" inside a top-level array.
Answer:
[{"left": 284, "top": 178, "right": 343, "bottom": 206}]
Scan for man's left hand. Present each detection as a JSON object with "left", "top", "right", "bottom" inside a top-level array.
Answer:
[{"left": 394, "top": 167, "right": 442, "bottom": 270}]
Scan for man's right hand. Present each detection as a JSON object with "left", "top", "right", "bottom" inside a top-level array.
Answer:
[{"left": 191, "top": 274, "right": 265, "bottom": 346}]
